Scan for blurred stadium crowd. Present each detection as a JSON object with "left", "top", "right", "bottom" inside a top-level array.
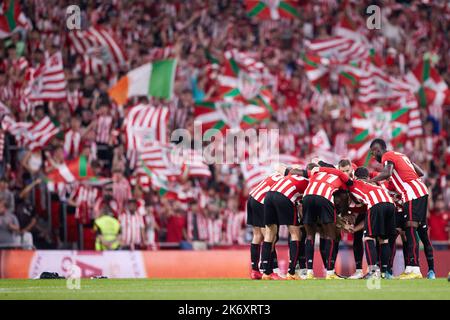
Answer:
[{"left": 0, "top": 0, "right": 449, "bottom": 250}]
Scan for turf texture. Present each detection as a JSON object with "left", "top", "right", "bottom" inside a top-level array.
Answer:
[{"left": 0, "top": 279, "right": 449, "bottom": 300}]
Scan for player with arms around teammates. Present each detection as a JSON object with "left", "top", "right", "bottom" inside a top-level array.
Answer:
[{"left": 369, "top": 138, "right": 434, "bottom": 279}]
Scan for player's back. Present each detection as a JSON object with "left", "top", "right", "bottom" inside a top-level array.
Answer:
[
  {"left": 270, "top": 174, "right": 309, "bottom": 203},
  {"left": 382, "top": 151, "right": 419, "bottom": 182},
  {"left": 249, "top": 172, "right": 284, "bottom": 203},
  {"left": 349, "top": 180, "right": 393, "bottom": 209},
  {"left": 304, "top": 171, "right": 345, "bottom": 203},
  {"left": 381, "top": 151, "right": 428, "bottom": 202}
]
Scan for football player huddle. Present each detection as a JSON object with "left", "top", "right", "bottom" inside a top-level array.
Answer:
[{"left": 246, "top": 139, "right": 435, "bottom": 280}]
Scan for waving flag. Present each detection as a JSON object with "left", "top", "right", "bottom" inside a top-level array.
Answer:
[
  {"left": 245, "top": 0, "right": 300, "bottom": 20},
  {"left": 302, "top": 54, "right": 330, "bottom": 91},
  {"left": 0, "top": 115, "right": 30, "bottom": 146},
  {"left": 24, "top": 52, "right": 67, "bottom": 102},
  {"left": 0, "top": 0, "right": 28, "bottom": 39},
  {"left": 138, "top": 145, "right": 181, "bottom": 179},
  {"left": 135, "top": 144, "right": 210, "bottom": 198},
  {"left": 241, "top": 153, "right": 304, "bottom": 191},
  {"left": 171, "top": 147, "right": 211, "bottom": 178},
  {"left": 68, "top": 26, "right": 127, "bottom": 76},
  {"left": 357, "top": 62, "right": 411, "bottom": 104},
  {"left": 24, "top": 116, "right": 60, "bottom": 150},
  {"left": 0, "top": 101, "right": 10, "bottom": 117},
  {"left": 46, "top": 155, "right": 95, "bottom": 191},
  {"left": 109, "top": 59, "right": 177, "bottom": 105},
  {"left": 138, "top": 144, "right": 211, "bottom": 180},
  {"left": 195, "top": 100, "right": 269, "bottom": 139},
  {"left": 1, "top": 115, "right": 59, "bottom": 150},
  {"left": 136, "top": 162, "right": 199, "bottom": 203},
  {"left": 124, "top": 104, "right": 169, "bottom": 152},
  {"left": 404, "top": 58, "right": 450, "bottom": 120},
  {"left": 334, "top": 12, "right": 367, "bottom": 42},
  {"left": 348, "top": 98, "right": 423, "bottom": 166},
  {"left": 214, "top": 49, "right": 275, "bottom": 113}
]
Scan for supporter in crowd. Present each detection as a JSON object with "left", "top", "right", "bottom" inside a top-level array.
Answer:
[
  {"left": 119, "top": 199, "right": 146, "bottom": 250},
  {"left": 0, "top": 199, "right": 20, "bottom": 248},
  {"left": 429, "top": 195, "right": 450, "bottom": 243},
  {"left": 0, "top": 178, "right": 14, "bottom": 213}
]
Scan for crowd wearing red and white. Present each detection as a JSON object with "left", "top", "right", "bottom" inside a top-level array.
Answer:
[{"left": 0, "top": 1, "right": 449, "bottom": 249}]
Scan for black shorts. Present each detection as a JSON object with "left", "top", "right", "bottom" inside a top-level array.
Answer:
[
  {"left": 355, "top": 212, "right": 366, "bottom": 224},
  {"left": 246, "top": 196, "right": 265, "bottom": 227},
  {"left": 395, "top": 211, "right": 407, "bottom": 230},
  {"left": 264, "top": 191, "right": 299, "bottom": 226},
  {"left": 364, "top": 203, "right": 396, "bottom": 238},
  {"left": 302, "top": 195, "right": 336, "bottom": 225},
  {"left": 403, "top": 195, "right": 428, "bottom": 224}
]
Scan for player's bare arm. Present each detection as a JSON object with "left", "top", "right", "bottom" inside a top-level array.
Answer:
[
  {"left": 412, "top": 162, "right": 425, "bottom": 177},
  {"left": 369, "top": 162, "right": 393, "bottom": 183}
]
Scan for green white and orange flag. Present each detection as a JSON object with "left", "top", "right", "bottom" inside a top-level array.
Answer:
[
  {"left": 109, "top": 59, "right": 177, "bottom": 105},
  {"left": 245, "top": 0, "right": 300, "bottom": 20},
  {"left": 46, "top": 155, "right": 95, "bottom": 187},
  {"left": 0, "top": 0, "right": 28, "bottom": 39}
]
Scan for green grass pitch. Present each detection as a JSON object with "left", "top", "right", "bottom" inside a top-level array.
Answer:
[{"left": 0, "top": 279, "right": 449, "bottom": 300}]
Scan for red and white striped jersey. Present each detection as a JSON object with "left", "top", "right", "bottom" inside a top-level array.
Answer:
[
  {"left": 348, "top": 180, "right": 394, "bottom": 209},
  {"left": 93, "top": 197, "right": 119, "bottom": 218},
  {"left": 249, "top": 172, "right": 284, "bottom": 203},
  {"left": 380, "top": 179, "right": 403, "bottom": 212},
  {"left": 186, "top": 211, "right": 208, "bottom": 241},
  {"left": 207, "top": 218, "right": 223, "bottom": 246},
  {"left": 12, "top": 57, "right": 29, "bottom": 71},
  {"left": 64, "top": 129, "right": 81, "bottom": 159},
  {"left": 67, "top": 89, "right": 82, "bottom": 114},
  {"left": 304, "top": 170, "right": 346, "bottom": 203},
  {"left": 71, "top": 185, "right": 101, "bottom": 224},
  {"left": 222, "top": 209, "right": 246, "bottom": 245},
  {"left": 269, "top": 174, "right": 309, "bottom": 203},
  {"left": 112, "top": 178, "right": 132, "bottom": 213},
  {"left": 119, "top": 211, "right": 145, "bottom": 246},
  {"left": 96, "top": 115, "right": 113, "bottom": 144},
  {"left": 381, "top": 151, "right": 428, "bottom": 202}
]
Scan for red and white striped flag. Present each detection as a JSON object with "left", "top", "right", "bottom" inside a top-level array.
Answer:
[
  {"left": 171, "top": 146, "right": 211, "bottom": 178},
  {"left": 138, "top": 144, "right": 211, "bottom": 180},
  {"left": 24, "top": 116, "right": 60, "bottom": 150},
  {"left": 0, "top": 101, "right": 10, "bottom": 117},
  {"left": 68, "top": 26, "right": 127, "bottom": 76},
  {"left": 1, "top": 115, "right": 58, "bottom": 150},
  {"left": 0, "top": 115, "right": 30, "bottom": 146},
  {"left": 357, "top": 62, "right": 411, "bottom": 104},
  {"left": 394, "top": 95, "right": 423, "bottom": 138},
  {"left": 124, "top": 104, "right": 169, "bottom": 152},
  {"left": 138, "top": 144, "right": 179, "bottom": 179},
  {"left": 305, "top": 36, "right": 368, "bottom": 64},
  {"left": 240, "top": 153, "right": 304, "bottom": 191},
  {"left": 24, "top": 52, "right": 67, "bottom": 102}
]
